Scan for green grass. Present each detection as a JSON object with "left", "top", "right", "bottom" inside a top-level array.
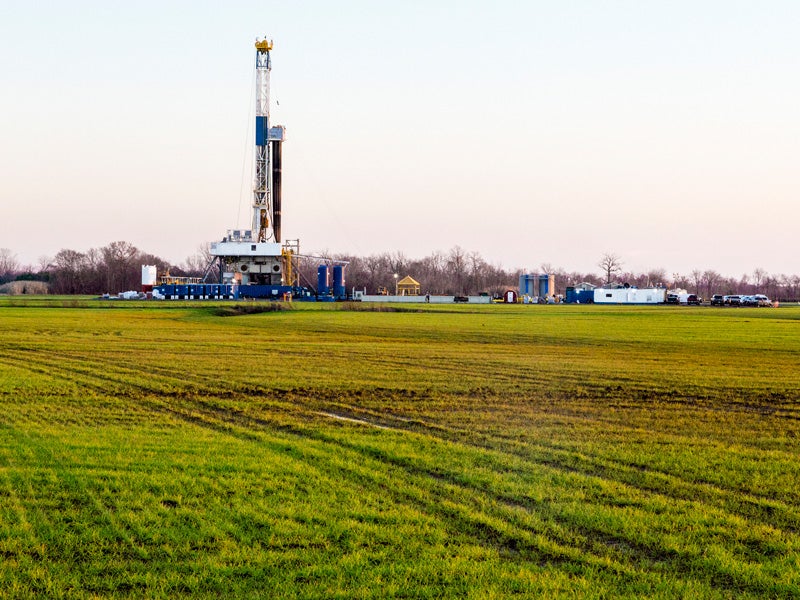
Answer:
[{"left": 0, "top": 300, "right": 798, "bottom": 598}]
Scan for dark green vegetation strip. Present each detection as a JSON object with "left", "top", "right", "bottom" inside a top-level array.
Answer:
[{"left": 0, "top": 300, "right": 798, "bottom": 598}]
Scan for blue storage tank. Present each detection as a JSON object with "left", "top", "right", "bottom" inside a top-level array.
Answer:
[
  {"left": 519, "top": 274, "right": 536, "bottom": 297},
  {"left": 538, "top": 274, "right": 550, "bottom": 297},
  {"left": 317, "top": 265, "right": 329, "bottom": 295},
  {"left": 333, "top": 265, "right": 345, "bottom": 300}
]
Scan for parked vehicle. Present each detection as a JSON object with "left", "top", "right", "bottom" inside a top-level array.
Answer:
[
  {"left": 686, "top": 294, "right": 701, "bottom": 305},
  {"left": 710, "top": 294, "right": 725, "bottom": 306},
  {"left": 666, "top": 293, "right": 679, "bottom": 304},
  {"left": 741, "top": 295, "right": 757, "bottom": 306},
  {"left": 726, "top": 295, "right": 742, "bottom": 306},
  {"left": 754, "top": 294, "right": 772, "bottom": 307}
]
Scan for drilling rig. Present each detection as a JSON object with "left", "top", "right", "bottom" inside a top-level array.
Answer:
[
  {"left": 209, "top": 38, "right": 288, "bottom": 290},
  {"left": 150, "top": 38, "right": 346, "bottom": 301}
]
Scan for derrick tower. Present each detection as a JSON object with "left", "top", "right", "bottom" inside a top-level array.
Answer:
[{"left": 210, "top": 38, "right": 286, "bottom": 285}]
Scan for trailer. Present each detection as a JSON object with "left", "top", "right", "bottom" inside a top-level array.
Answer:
[{"left": 593, "top": 287, "right": 667, "bottom": 304}]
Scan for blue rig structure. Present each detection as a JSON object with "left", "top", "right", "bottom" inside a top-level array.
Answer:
[{"left": 152, "top": 38, "right": 346, "bottom": 302}]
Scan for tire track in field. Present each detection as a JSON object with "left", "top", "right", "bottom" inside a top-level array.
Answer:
[
  {"left": 0, "top": 347, "right": 327, "bottom": 440},
  {"left": 1, "top": 375, "right": 612, "bottom": 584},
  {"left": 2, "top": 377, "right": 598, "bottom": 580},
  {"left": 4, "top": 346, "right": 797, "bottom": 589},
  {"left": 280, "top": 412, "right": 796, "bottom": 599},
  {"left": 308, "top": 402, "right": 800, "bottom": 537},
  {"left": 0, "top": 349, "right": 213, "bottom": 398},
  {"left": 99, "top": 361, "right": 800, "bottom": 548},
  {"left": 0, "top": 351, "right": 311, "bottom": 436},
  {"left": 7, "top": 343, "right": 796, "bottom": 538},
  {"left": 351, "top": 352, "right": 562, "bottom": 387},
  {"left": 3, "top": 349, "right": 792, "bottom": 598},
  {"left": 140, "top": 387, "right": 790, "bottom": 598}
]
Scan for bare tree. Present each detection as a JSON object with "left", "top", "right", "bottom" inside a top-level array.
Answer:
[
  {"left": 447, "top": 246, "right": 468, "bottom": 294},
  {"left": 100, "top": 241, "right": 140, "bottom": 293},
  {"left": 752, "top": 268, "right": 767, "bottom": 293},
  {"left": 702, "top": 270, "right": 721, "bottom": 300},
  {"left": 672, "top": 272, "right": 689, "bottom": 289},
  {"left": 388, "top": 251, "right": 408, "bottom": 277},
  {"left": 790, "top": 275, "right": 800, "bottom": 301},
  {"left": 37, "top": 255, "right": 51, "bottom": 274},
  {"left": 50, "top": 249, "right": 88, "bottom": 294},
  {"left": 690, "top": 269, "right": 703, "bottom": 294},
  {"left": 645, "top": 268, "right": 666, "bottom": 287},
  {"left": 739, "top": 273, "right": 750, "bottom": 293},
  {"left": 182, "top": 243, "right": 217, "bottom": 280},
  {"left": 598, "top": 252, "right": 623, "bottom": 284},
  {"left": 0, "top": 248, "right": 20, "bottom": 282}
]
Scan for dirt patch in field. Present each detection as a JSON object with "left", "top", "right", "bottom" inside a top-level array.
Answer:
[{"left": 212, "top": 303, "right": 291, "bottom": 316}]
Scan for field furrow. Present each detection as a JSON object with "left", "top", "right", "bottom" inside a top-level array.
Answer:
[{"left": 0, "top": 301, "right": 798, "bottom": 598}]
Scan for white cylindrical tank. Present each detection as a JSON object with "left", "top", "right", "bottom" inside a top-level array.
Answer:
[{"left": 141, "top": 265, "right": 157, "bottom": 286}]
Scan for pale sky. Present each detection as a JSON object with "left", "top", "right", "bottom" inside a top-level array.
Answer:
[{"left": 1, "top": 1, "right": 798, "bottom": 277}]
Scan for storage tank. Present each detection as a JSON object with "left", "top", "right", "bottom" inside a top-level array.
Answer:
[
  {"left": 538, "top": 274, "right": 555, "bottom": 297},
  {"left": 141, "top": 265, "right": 157, "bottom": 292},
  {"left": 519, "top": 274, "right": 536, "bottom": 297},
  {"left": 333, "top": 265, "right": 345, "bottom": 300},
  {"left": 317, "top": 265, "right": 329, "bottom": 295}
]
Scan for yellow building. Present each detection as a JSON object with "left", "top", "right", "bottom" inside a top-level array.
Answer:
[{"left": 397, "top": 276, "right": 421, "bottom": 296}]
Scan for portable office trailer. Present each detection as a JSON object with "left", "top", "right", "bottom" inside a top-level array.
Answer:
[{"left": 593, "top": 287, "right": 666, "bottom": 304}]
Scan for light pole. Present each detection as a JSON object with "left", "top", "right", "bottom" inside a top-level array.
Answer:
[{"left": 393, "top": 273, "right": 398, "bottom": 296}]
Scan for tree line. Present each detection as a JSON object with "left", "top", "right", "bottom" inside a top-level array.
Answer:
[
  {"left": 1, "top": 244, "right": 798, "bottom": 301},
  {"left": 0, "top": 242, "right": 199, "bottom": 295}
]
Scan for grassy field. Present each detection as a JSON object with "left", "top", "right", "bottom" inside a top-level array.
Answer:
[{"left": 0, "top": 298, "right": 798, "bottom": 598}]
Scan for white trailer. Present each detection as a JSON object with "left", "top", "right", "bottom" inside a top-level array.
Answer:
[{"left": 594, "top": 287, "right": 666, "bottom": 304}]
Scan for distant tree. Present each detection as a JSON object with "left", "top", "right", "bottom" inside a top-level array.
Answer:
[
  {"left": 468, "top": 251, "right": 486, "bottom": 292},
  {"left": 0, "top": 248, "right": 20, "bottom": 283},
  {"left": 738, "top": 273, "right": 750, "bottom": 294},
  {"left": 777, "top": 274, "right": 796, "bottom": 301},
  {"left": 99, "top": 241, "right": 140, "bottom": 292},
  {"left": 182, "top": 244, "right": 218, "bottom": 281},
  {"left": 420, "top": 251, "right": 446, "bottom": 294},
  {"left": 764, "top": 275, "right": 780, "bottom": 301},
  {"left": 363, "top": 254, "right": 387, "bottom": 292},
  {"left": 752, "top": 268, "right": 767, "bottom": 293},
  {"left": 598, "top": 252, "right": 623, "bottom": 284},
  {"left": 447, "top": 246, "right": 468, "bottom": 294},
  {"left": 388, "top": 251, "right": 408, "bottom": 277},
  {"left": 690, "top": 269, "right": 703, "bottom": 294},
  {"left": 789, "top": 275, "right": 800, "bottom": 301},
  {"left": 672, "top": 272, "right": 690, "bottom": 289},
  {"left": 645, "top": 268, "right": 666, "bottom": 287},
  {"left": 50, "top": 249, "right": 88, "bottom": 294},
  {"left": 540, "top": 263, "right": 555, "bottom": 275},
  {"left": 702, "top": 270, "right": 721, "bottom": 300}
]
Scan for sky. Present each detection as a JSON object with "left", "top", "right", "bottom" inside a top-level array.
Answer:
[{"left": 1, "top": 1, "right": 798, "bottom": 277}]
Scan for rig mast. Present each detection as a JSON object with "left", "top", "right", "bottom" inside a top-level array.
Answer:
[{"left": 210, "top": 38, "right": 286, "bottom": 285}]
